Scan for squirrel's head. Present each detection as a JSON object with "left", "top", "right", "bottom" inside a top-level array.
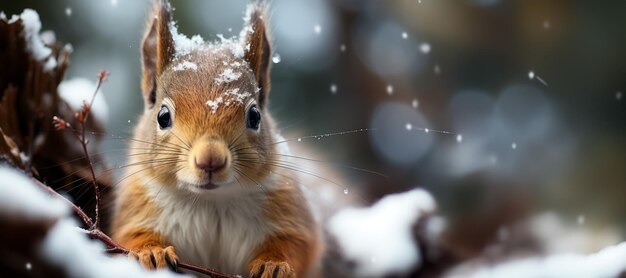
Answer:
[{"left": 135, "top": 0, "right": 277, "bottom": 195}]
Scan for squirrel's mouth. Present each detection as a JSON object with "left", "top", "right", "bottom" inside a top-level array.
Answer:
[{"left": 198, "top": 182, "right": 219, "bottom": 190}]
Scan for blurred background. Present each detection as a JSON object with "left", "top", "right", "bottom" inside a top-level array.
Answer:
[{"left": 3, "top": 0, "right": 625, "bottom": 267}]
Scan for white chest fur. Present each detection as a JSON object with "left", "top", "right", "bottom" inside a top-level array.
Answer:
[{"left": 147, "top": 186, "right": 273, "bottom": 275}]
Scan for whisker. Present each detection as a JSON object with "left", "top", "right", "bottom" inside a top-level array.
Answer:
[
  {"left": 87, "top": 130, "right": 188, "bottom": 151},
  {"left": 231, "top": 128, "right": 374, "bottom": 153},
  {"left": 232, "top": 167, "right": 265, "bottom": 193},
  {"left": 237, "top": 152, "right": 388, "bottom": 178},
  {"left": 168, "top": 130, "right": 191, "bottom": 150}
]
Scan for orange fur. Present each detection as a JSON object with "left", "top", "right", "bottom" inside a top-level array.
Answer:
[
  {"left": 112, "top": 1, "right": 321, "bottom": 276},
  {"left": 250, "top": 185, "right": 322, "bottom": 277}
]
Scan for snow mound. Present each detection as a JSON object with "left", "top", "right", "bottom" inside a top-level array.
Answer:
[
  {"left": 0, "top": 166, "right": 184, "bottom": 277},
  {"left": 58, "top": 78, "right": 109, "bottom": 125},
  {"left": 327, "top": 189, "right": 436, "bottom": 277},
  {"left": 42, "top": 219, "right": 185, "bottom": 278},
  {"left": 10, "top": 9, "right": 58, "bottom": 72},
  {"left": 0, "top": 167, "right": 68, "bottom": 220},
  {"left": 450, "top": 242, "right": 626, "bottom": 278}
]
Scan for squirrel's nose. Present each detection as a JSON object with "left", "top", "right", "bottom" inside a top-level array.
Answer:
[{"left": 195, "top": 155, "right": 227, "bottom": 172}]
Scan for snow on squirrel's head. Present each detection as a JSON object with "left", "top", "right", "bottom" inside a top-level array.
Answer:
[{"left": 136, "top": 0, "right": 278, "bottom": 195}]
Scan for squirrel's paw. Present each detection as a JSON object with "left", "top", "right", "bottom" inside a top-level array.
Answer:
[
  {"left": 129, "top": 245, "right": 179, "bottom": 271},
  {"left": 249, "top": 259, "right": 295, "bottom": 278}
]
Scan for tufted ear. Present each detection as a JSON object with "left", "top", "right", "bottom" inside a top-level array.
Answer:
[
  {"left": 242, "top": 3, "right": 271, "bottom": 109},
  {"left": 141, "top": 0, "right": 175, "bottom": 108}
]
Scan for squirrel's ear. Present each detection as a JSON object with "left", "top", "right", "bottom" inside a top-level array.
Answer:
[
  {"left": 242, "top": 3, "right": 271, "bottom": 109},
  {"left": 141, "top": 0, "right": 175, "bottom": 108}
]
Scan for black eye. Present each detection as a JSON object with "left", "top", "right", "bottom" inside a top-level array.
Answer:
[
  {"left": 157, "top": 105, "right": 172, "bottom": 129},
  {"left": 246, "top": 105, "right": 261, "bottom": 130}
]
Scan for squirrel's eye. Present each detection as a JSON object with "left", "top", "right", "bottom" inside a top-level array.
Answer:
[
  {"left": 246, "top": 105, "right": 261, "bottom": 130},
  {"left": 157, "top": 105, "right": 172, "bottom": 129}
]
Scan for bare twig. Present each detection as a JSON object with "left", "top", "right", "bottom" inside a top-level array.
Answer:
[
  {"left": 86, "top": 230, "right": 238, "bottom": 278},
  {"left": 30, "top": 177, "right": 94, "bottom": 228},
  {"left": 78, "top": 70, "right": 107, "bottom": 229}
]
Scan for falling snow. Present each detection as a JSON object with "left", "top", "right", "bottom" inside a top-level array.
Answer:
[
  {"left": 420, "top": 43, "right": 431, "bottom": 54},
  {"left": 330, "top": 84, "right": 337, "bottom": 94},
  {"left": 616, "top": 91, "right": 623, "bottom": 100},
  {"left": 511, "top": 142, "right": 517, "bottom": 149},
  {"left": 456, "top": 134, "right": 463, "bottom": 143},
  {"left": 434, "top": 64, "right": 441, "bottom": 75},
  {"left": 314, "top": 24, "right": 322, "bottom": 34},
  {"left": 386, "top": 85, "right": 394, "bottom": 95},
  {"left": 412, "top": 99, "right": 419, "bottom": 108},
  {"left": 528, "top": 70, "right": 549, "bottom": 86},
  {"left": 543, "top": 20, "right": 551, "bottom": 29},
  {"left": 272, "top": 53, "right": 281, "bottom": 64},
  {"left": 402, "top": 32, "right": 408, "bottom": 39},
  {"left": 65, "top": 7, "right": 72, "bottom": 17},
  {"left": 578, "top": 215, "right": 586, "bottom": 225},
  {"left": 340, "top": 44, "right": 347, "bottom": 52}
]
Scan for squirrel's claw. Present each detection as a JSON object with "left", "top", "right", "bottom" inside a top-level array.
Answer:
[
  {"left": 129, "top": 245, "right": 179, "bottom": 272},
  {"left": 249, "top": 260, "right": 295, "bottom": 278}
]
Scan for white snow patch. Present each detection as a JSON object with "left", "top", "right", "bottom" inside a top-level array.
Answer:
[
  {"left": 0, "top": 167, "right": 68, "bottom": 220},
  {"left": 327, "top": 189, "right": 436, "bottom": 277},
  {"left": 58, "top": 78, "right": 109, "bottom": 125},
  {"left": 41, "top": 219, "right": 184, "bottom": 278},
  {"left": 169, "top": 22, "right": 205, "bottom": 57},
  {"left": 216, "top": 34, "right": 245, "bottom": 59},
  {"left": 17, "top": 9, "right": 57, "bottom": 72},
  {"left": 0, "top": 166, "right": 184, "bottom": 277},
  {"left": 214, "top": 68, "right": 242, "bottom": 84},
  {"left": 172, "top": 60, "right": 198, "bottom": 72},
  {"left": 205, "top": 88, "right": 252, "bottom": 114},
  {"left": 44, "top": 57, "right": 58, "bottom": 71},
  {"left": 451, "top": 242, "right": 626, "bottom": 278},
  {"left": 40, "top": 30, "right": 56, "bottom": 45},
  {"left": 206, "top": 97, "right": 224, "bottom": 114}
]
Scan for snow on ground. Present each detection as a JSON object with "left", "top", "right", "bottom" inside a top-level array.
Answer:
[
  {"left": 327, "top": 189, "right": 436, "bottom": 277},
  {"left": 58, "top": 77, "right": 109, "bottom": 125},
  {"left": 41, "top": 219, "right": 184, "bottom": 278},
  {"left": 0, "top": 167, "right": 67, "bottom": 220},
  {"left": 447, "top": 242, "right": 626, "bottom": 278},
  {"left": 9, "top": 9, "right": 58, "bottom": 72},
  {"left": 0, "top": 166, "right": 183, "bottom": 277}
]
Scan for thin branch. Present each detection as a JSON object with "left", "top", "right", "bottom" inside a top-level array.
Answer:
[
  {"left": 78, "top": 70, "right": 108, "bottom": 230},
  {"left": 31, "top": 177, "right": 94, "bottom": 228},
  {"left": 87, "top": 230, "right": 238, "bottom": 278}
]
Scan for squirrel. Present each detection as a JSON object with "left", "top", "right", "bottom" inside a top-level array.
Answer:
[{"left": 111, "top": 1, "right": 322, "bottom": 277}]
